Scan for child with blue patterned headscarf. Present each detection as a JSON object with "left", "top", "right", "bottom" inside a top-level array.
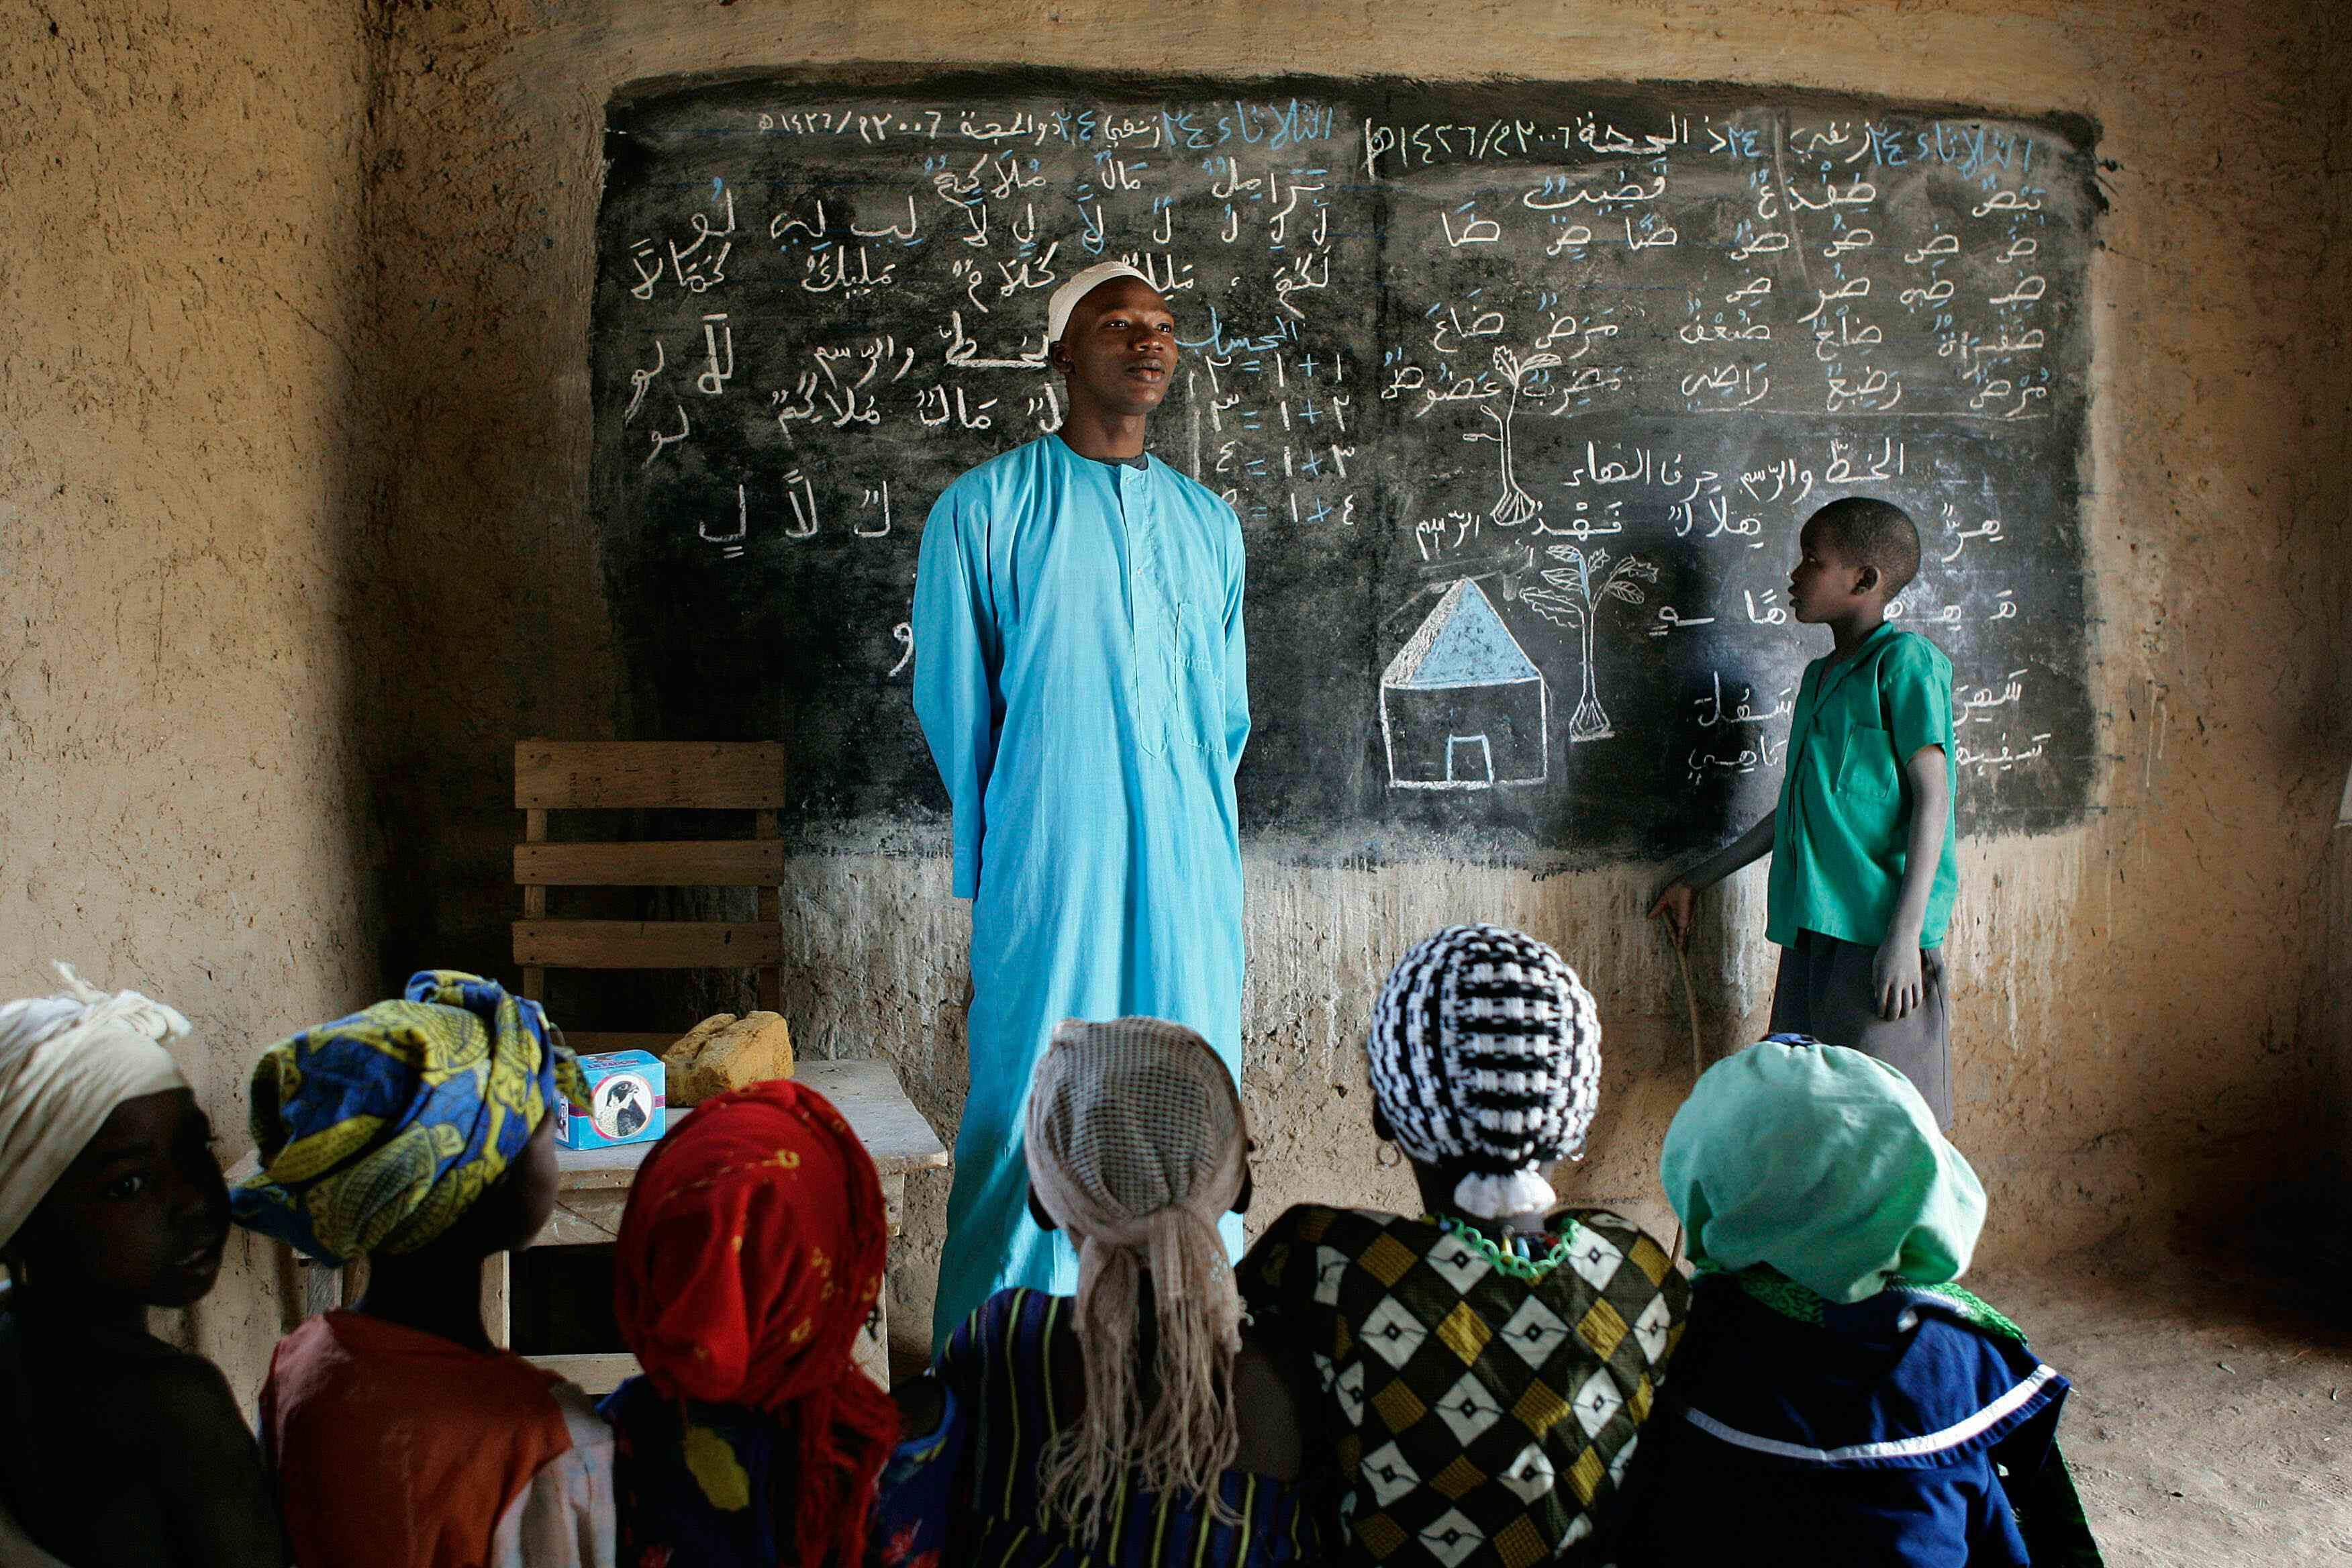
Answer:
[{"left": 235, "top": 971, "right": 616, "bottom": 1568}]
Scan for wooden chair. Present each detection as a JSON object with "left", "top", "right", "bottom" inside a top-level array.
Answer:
[
  {"left": 512, "top": 738, "right": 789, "bottom": 1040},
  {"left": 493, "top": 738, "right": 788, "bottom": 1371},
  {"left": 232, "top": 741, "right": 945, "bottom": 1389}
]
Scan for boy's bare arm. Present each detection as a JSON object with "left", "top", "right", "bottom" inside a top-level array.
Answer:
[
  {"left": 1647, "top": 809, "right": 1778, "bottom": 950},
  {"left": 1872, "top": 746, "right": 1951, "bottom": 1020}
]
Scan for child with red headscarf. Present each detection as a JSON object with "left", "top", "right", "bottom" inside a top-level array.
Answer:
[{"left": 603, "top": 1079, "right": 900, "bottom": 1568}]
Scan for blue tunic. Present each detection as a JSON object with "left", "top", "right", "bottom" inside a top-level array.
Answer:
[
  {"left": 914, "top": 434, "right": 1250, "bottom": 1348},
  {"left": 1618, "top": 1278, "right": 2079, "bottom": 1567}
]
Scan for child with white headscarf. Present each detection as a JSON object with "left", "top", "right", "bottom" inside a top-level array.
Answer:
[
  {"left": 895, "top": 1017, "right": 1320, "bottom": 1567},
  {"left": 1241, "top": 924, "right": 1688, "bottom": 1567},
  {"left": 0, "top": 963, "right": 285, "bottom": 1568}
]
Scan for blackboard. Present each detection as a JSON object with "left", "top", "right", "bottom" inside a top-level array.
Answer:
[{"left": 590, "top": 68, "right": 2099, "bottom": 864}]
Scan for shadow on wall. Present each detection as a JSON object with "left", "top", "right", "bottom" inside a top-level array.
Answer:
[{"left": 2247, "top": 1163, "right": 2352, "bottom": 1326}]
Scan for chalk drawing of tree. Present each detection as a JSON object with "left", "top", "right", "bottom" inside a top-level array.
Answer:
[
  {"left": 1465, "top": 346, "right": 1560, "bottom": 528},
  {"left": 1521, "top": 544, "right": 1659, "bottom": 742}
]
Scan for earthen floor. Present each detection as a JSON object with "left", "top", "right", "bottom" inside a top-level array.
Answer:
[{"left": 1970, "top": 1253, "right": 2352, "bottom": 1565}]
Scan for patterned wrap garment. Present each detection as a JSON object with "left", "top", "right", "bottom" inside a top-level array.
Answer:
[
  {"left": 1242, "top": 1206, "right": 1687, "bottom": 1568},
  {"left": 231, "top": 971, "right": 586, "bottom": 1266}
]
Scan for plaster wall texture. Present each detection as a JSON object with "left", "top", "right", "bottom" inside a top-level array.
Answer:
[
  {"left": 354, "top": 0, "right": 2352, "bottom": 1361},
  {"left": 0, "top": 0, "right": 383, "bottom": 1400},
  {"left": 2324, "top": 7, "right": 2352, "bottom": 1216},
  {"left": 6, "top": 0, "right": 2344, "bottom": 1387}
]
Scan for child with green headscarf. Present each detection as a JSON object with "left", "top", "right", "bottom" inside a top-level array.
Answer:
[{"left": 1615, "top": 1035, "right": 2101, "bottom": 1567}]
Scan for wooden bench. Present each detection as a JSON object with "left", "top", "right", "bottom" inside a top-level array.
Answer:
[
  {"left": 497, "top": 738, "right": 946, "bottom": 1389},
  {"left": 234, "top": 1057, "right": 945, "bottom": 1391},
  {"left": 513, "top": 1056, "right": 945, "bottom": 1391}
]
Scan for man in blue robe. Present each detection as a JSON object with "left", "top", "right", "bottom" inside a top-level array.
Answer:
[{"left": 914, "top": 261, "right": 1250, "bottom": 1346}]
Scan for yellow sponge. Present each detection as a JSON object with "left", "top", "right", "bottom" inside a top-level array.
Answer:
[
  {"left": 662, "top": 1012, "right": 736, "bottom": 1098},
  {"left": 665, "top": 1010, "right": 795, "bottom": 1106}
]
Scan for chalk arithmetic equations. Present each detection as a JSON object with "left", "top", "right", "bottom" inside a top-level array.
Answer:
[{"left": 590, "top": 68, "right": 2097, "bottom": 865}]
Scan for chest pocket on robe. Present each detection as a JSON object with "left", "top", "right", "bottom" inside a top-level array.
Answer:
[{"left": 1140, "top": 599, "right": 1226, "bottom": 758}]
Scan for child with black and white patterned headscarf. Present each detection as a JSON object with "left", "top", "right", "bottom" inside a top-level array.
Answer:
[
  {"left": 1366, "top": 923, "right": 1605, "bottom": 1224},
  {"left": 1241, "top": 925, "right": 1687, "bottom": 1568}
]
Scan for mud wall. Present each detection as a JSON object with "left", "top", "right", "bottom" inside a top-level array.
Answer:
[
  {"left": 7, "top": 0, "right": 2348, "bottom": 1385},
  {"left": 356, "top": 0, "right": 2351, "bottom": 1361},
  {"left": 0, "top": 0, "right": 383, "bottom": 1399},
  {"left": 2322, "top": 9, "right": 2352, "bottom": 1244}
]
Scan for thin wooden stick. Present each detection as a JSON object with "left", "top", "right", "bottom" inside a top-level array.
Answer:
[{"left": 1667, "top": 932, "right": 1704, "bottom": 1271}]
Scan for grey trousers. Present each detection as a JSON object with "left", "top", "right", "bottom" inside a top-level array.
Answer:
[{"left": 1768, "top": 930, "right": 1953, "bottom": 1128}]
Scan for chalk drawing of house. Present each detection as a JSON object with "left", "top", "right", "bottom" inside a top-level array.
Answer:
[{"left": 1381, "top": 578, "right": 1549, "bottom": 790}]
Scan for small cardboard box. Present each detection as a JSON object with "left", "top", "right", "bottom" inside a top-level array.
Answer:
[{"left": 554, "top": 1049, "right": 667, "bottom": 1150}]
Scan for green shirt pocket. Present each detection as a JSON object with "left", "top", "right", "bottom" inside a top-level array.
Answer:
[{"left": 1834, "top": 720, "right": 1901, "bottom": 802}]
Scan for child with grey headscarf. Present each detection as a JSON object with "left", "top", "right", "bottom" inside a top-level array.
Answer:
[
  {"left": 1240, "top": 924, "right": 1689, "bottom": 1567},
  {"left": 903, "top": 1017, "right": 1322, "bottom": 1567}
]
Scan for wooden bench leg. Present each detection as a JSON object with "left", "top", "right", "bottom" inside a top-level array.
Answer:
[
  {"left": 299, "top": 1259, "right": 342, "bottom": 1320},
  {"left": 483, "top": 1250, "right": 511, "bottom": 1349},
  {"left": 856, "top": 1172, "right": 905, "bottom": 1387}
]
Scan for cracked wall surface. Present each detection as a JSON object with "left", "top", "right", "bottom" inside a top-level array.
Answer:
[
  {"left": 2320, "top": 1, "right": 2352, "bottom": 1222},
  {"left": 0, "top": 0, "right": 382, "bottom": 1400},
  {"left": 5, "top": 0, "right": 2349, "bottom": 1387},
  {"left": 353, "top": 0, "right": 2349, "bottom": 1365}
]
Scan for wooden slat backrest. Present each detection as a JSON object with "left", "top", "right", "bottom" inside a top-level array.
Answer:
[
  {"left": 513, "top": 740, "right": 788, "bottom": 1028},
  {"left": 515, "top": 840, "right": 786, "bottom": 887},
  {"left": 513, "top": 920, "right": 784, "bottom": 971},
  {"left": 556, "top": 1031, "right": 682, "bottom": 1056},
  {"left": 516, "top": 740, "right": 788, "bottom": 810}
]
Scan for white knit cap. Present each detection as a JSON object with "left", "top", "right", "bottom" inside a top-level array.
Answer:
[
  {"left": 1043, "top": 260, "right": 1158, "bottom": 345},
  {"left": 1367, "top": 925, "right": 1603, "bottom": 1220},
  {"left": 0, "top": 963, "right": 191, "bottom": 1248}
]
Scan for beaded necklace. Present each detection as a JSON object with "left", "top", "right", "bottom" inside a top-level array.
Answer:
[{"left": 1428, "top": 1212, "right": 1582, "bottom": 1283}]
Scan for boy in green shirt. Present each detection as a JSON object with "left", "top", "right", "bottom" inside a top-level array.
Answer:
[{"left": 1651, "top": 498, "right": 1961, "bottom": 1126}]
